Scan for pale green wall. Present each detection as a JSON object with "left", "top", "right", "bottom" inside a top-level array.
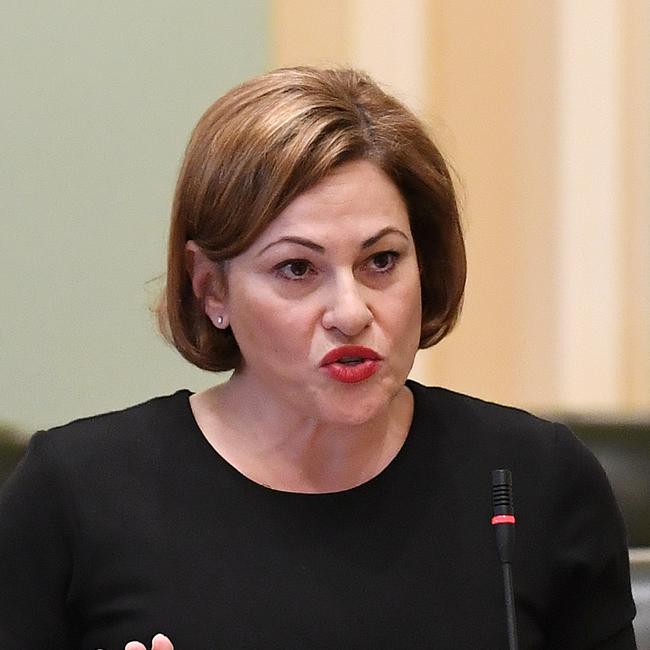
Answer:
[{"left": 1, "top": 2, "right": 268, "bottom": 435}]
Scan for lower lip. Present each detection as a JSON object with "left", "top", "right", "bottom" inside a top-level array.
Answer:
[{"left": 322, "top": 360, "right": 380, "bottom": 383}]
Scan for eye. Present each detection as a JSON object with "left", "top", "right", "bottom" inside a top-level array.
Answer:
[
  {"left": 274, "top": 259, "right": 315, "bottom": 280},
  {"left": 367, "top": 250, "right": 400, "bottom": 273}
]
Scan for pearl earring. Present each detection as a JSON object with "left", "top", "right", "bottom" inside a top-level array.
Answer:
[{"left": 216, "top": 316, "right": 224, "bottom": 327}]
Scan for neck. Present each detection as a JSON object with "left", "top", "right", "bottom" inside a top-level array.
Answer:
[{"left": 190, "top": 374, "right": 413, "bottom": 493}]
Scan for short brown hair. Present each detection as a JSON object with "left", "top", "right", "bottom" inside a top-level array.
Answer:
[{"left": 158, "top": 67, "right": 466, "bottom": 371}]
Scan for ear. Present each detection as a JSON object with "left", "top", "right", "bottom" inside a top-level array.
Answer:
[{"left": 185, "top": 240, "right": 230, "bottom": 329}]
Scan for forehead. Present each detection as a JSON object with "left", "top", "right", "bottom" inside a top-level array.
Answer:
[{"left": 257, "top": 160, "right": 411, "bottom": 244}]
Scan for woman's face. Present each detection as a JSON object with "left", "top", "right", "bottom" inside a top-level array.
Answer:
[{"left": 216, "top": 159, "right": 422, "bottom": 425}]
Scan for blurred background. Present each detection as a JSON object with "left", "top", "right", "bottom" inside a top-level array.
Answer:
[
  {"left": 2, "top": 0, "right": 649, "bottom": 437},
  {"left": 2, "top": 3, "right": 650, "bottom": 639}
]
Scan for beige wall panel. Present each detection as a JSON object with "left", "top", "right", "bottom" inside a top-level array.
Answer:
[
  {"left": 272, "top": 0, "right": 431, "bottom": 114},
  {"left": 350, "top": 0, "right": 430, "bottom": 112},
  {"left": 556, "top": 0, "right": 625, "bottom": 411},
  {"left": 271, "top": 1, "right": 352, "bottom": 67},
  {"left": 414, "top": 1, "right": 561, "bottom": 411},
  {"left": 270, "top": 0, "right": 650, "bottom": 413},
  {"left": 271, "top": 0, "right": 561, "bottom": 410},
  {"left": 622, "top": 0, "right": 650, "bottom": 410}
]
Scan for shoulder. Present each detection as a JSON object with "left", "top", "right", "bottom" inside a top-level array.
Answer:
[
  {"left": 43, "top": 390, "right": 192, "bottom": 439},
  {"left": 405, "top": 382, "right": 635, "bottom": 637},
  {"left": 405, "top": 380, "right": 609, "bottom": 505},
  {"left": 406, "top": 378, "right": 626, "bottom": 528},
  {"left": 24, "top": 390, "right": 194, "bottom": 474},
  {"left": 2, "top": 390, "right": 199, "bottom": 530},
  {"left": 407, "top": 379, "right": 569, "bottom": 451},
  {"left": 408, "top": 379, "right": 546, "bottom": 425}
]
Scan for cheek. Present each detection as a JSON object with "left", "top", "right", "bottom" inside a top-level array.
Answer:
[
  {"left": 384, "top": 273, "right": 422, "bottom": 334},
  {"left": 398, "top": 297, "right": 423, "bottom": 350},
  {"left": 229, "top": 289, "right": 317, "bottom": 362},
  {"left": 390, "top": 284, "right": 422, "bottom": 371}
]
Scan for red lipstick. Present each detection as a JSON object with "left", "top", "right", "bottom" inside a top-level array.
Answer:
[{"left": 319, "top": 345, "right": 382, "bottom": 384}]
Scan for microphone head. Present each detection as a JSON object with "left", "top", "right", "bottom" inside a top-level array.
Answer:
[{"left": 492, "top": 468, "right": 514, "bottom": 517}]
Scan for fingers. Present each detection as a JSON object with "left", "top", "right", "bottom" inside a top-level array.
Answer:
[
  {"left": 152, "top": 634, "right": 174, "bottom": 650},
  {"left": 124, "top": 634, "right": 173, "bottom": 650}
]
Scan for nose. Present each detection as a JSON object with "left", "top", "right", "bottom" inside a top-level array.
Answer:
[{"left": 321, "top": 272, "right": 373, "bottom": 337}]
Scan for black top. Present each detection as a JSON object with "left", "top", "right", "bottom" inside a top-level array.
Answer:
[{"left": 0, "top": 382, "right": 637, "bottom": 649}]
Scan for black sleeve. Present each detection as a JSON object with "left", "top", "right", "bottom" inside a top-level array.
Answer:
[
  {"left": 545, "top": 424, "right": 637, "bottom": 649},
  {"left": 0, "top": 431, "right": 77, "bottom": 648}
]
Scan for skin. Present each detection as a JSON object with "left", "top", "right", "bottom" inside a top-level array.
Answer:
[
  {"left": 124, "top": 633, "right": 173, "bottom": 650},
  {"left": 130, "top": 160, "right": 423, "bottom": 646},
  {"left": 188, "top": 159, "right": 423, "bottom": 493}
]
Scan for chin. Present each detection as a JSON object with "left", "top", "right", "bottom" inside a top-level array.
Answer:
[{"left": 317, "top": 381, "right": 401, "bottom": 426}]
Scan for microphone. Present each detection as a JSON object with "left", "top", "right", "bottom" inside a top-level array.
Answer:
[{"left": 491, "top": 469, "right": 519, "bottom": 650}]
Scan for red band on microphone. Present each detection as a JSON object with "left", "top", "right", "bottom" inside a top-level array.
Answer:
[{"left": 491, "top": 514, "right": 516, "bottom": 525}]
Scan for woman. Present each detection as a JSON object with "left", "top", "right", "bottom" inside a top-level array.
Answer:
[{"left": 0, "top": 68, "right": 636, "bottom": 649}]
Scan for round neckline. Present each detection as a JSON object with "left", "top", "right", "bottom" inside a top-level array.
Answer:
[{"left": 177, "top": 381, "right": 423, "bottom": 498}]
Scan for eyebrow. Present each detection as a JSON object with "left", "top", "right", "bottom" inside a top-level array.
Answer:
[{"left": 257, "top": 227, "right": 409, "bottom": 256}]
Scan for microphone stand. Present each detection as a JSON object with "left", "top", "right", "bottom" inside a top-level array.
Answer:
[{"left": 492, "top": 469, "right": 519, "bottom": 650}]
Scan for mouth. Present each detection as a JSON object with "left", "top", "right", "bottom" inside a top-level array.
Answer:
[
  {"left": 336, "top": 357, "right": 366, "bottom": 366},
  {"left": 319, "top": 346, "right": 382, "bottom": 367},
  {"left": 319, "top": 346, "right": 382, "bottom": 383}
]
